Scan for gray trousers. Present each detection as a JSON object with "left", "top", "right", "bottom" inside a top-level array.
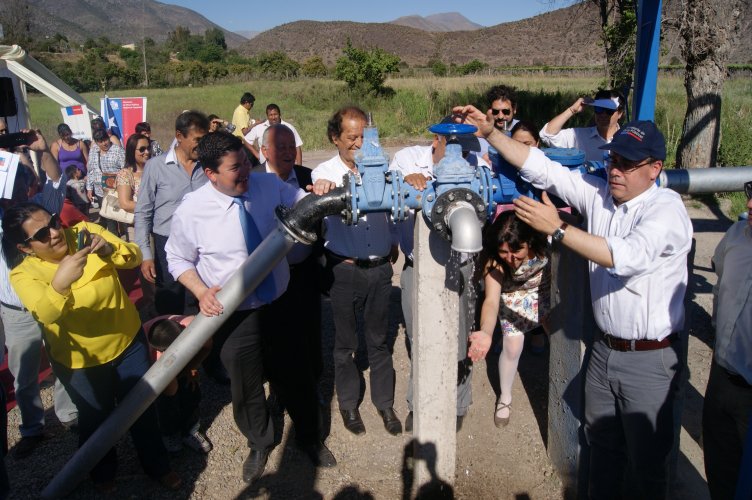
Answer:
[
  {"left": 1, "top": 305, "right": 78, "bottom": 436},
  {"left": 584, "top": 335, "right": 681, "bottom": 500},
  {"left": 401, "top": 262, "right": 472, "bottom": 415}
]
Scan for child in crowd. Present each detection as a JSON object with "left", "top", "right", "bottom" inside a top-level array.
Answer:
[
  {"left": 143, "top": 315, "right": 213, "bottom": 454},
  {"left": 65, "top": 165, "right": 89, "bottom": 214}
]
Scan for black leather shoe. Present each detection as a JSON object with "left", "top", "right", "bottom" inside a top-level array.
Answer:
[
  {"left": 298, "top": 441, "right": 337, "bottom": 468},
  {"left": 377, "top": 407, "right": 402, "bottom": 435},
  {"left": 339, "top": 409, "right": 366, "bottom": 436},
  {"left": 242, "top": 448, "right": 270, "bottom": 483},
  {"left": 405, "top": 411, "right": 413, "bottom": 433}
]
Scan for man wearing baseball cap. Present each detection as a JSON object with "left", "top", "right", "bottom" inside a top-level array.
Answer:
[{"left": 455, "top": 105, "right": 692, "bottom": 499}]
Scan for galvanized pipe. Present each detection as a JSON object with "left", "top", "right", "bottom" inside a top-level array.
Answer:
[
  {"left": 42, "top": 227, "right": 298, "bottom": 498},
  {"left": 446, "top": 202, "right": 483, "bottom": 253},
  {"left": 659, "top": 167, "right": 752, "bottom": 194}
]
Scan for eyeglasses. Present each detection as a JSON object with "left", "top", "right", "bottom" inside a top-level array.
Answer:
[
  {"left": 606, "top": 155, "right": 653, "bottom": 173},
  {"left": 594, "top": 107, "right": 617, "bottom": 115},
  {"left": 491, "top": 108, "right": 512, "bottom": 117},
  {"left": 137, "top": 146, "right": 150, "bottom": 153},
  {"left": 744, "top": 181, "right": 752, "bottom": 199},
  {"left": 24, "top": 214, "right": 61, "bottom": 244}
]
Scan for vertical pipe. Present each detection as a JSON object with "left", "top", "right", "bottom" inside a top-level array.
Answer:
[{"left": 633, "top": 0, "right": 663, "bottom": 121}]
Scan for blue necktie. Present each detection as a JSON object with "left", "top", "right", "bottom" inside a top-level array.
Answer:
[{"left": 232, "top": 197, "right": 276, "bottom": 302}]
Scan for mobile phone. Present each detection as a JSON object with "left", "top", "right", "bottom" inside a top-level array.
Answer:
[
  {"left": 77, "top": 229, "right": 91, "bottom": 250},
  {"left": 0, "top": 131, "right": 36, "bottom": 150}
]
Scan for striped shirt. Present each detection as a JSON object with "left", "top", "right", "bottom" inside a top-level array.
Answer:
[{"left": 85, "top": 145, "right": 125, "bottom": 197}]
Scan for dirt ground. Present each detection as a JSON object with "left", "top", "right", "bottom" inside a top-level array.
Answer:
[{"left": 1, "top": 148, "right": 733, "bottom": 499}]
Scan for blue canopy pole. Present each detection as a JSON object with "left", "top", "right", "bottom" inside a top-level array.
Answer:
[{"left": 632, "top": 0, "right": 663, "bottom": 121}]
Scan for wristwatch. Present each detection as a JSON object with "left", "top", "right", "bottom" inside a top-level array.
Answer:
[{"left": 551, "top": 222, "right": 569, "bottom": 243}]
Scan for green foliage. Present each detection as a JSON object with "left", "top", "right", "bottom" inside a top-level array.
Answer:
[
  {"left": 301, "top": 56, "right": 328, "bottom": 78},
  {"left": 457, "top": 59, "right": 488, "bottom": 75},
  {"left": 429, "top": 59, "right": 448, "bottom": 77},
  {"left": 334, "top": 39, "right": 400, "bottom": 95},
  {"left": 253, "top": 52, "right": 300, "bottom": 78},
  {"left": 601, "top": 3, "right": 637, "bottom": 90}
]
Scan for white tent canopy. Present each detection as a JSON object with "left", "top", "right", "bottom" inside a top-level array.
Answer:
[{"left": 0, "top": 44, "right": 97, "bottom": 129}]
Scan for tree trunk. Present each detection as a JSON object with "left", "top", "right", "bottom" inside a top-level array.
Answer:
[{"left": 676, "top": 0, "right": 743, "bottom": 168}]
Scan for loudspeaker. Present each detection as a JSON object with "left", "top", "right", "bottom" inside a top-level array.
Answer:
[{"left": 0, "top": 78, "right": 18, "bottom": 117}]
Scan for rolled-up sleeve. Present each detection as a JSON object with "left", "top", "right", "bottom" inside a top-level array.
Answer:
[
  {"left": 84, "top": 223, "right": 141, "bottom": 269},
  {"left": 539, "top": 125, "right": 576, "bottom": 149}
]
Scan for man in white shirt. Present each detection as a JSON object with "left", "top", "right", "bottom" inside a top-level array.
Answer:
[
  {"left": 245, "top": 104, "right": 303, "bottom": 165},
  {"left": 311, "top": 106, "right": 402, "bottom": 437},
  {"left": 388, "top": 125, "right": 489, "bottom": 432},
  {"left": 165, "top": 131, "right": 335, "bottom": 483},
  {"left": 703, "top": 182, "right": 752, "bottom": 500},
  {"left": 539, "top": 89, "right": 626, "bottom": 161},
  {"left": 457, "top": 105, "right": 692, "bottom": 499}
]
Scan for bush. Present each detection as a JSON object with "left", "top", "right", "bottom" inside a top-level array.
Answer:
[
  {"left": 301, "top": 56, "right": 328, "bottom": 77},
  {"left": 457, "top": 59, "right": 488, "bottom": 75},
  {"left": 334, "top": 39, "right": 400, "bottom": 96}
]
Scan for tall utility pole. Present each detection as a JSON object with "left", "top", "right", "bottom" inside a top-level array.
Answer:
[{"left": 141, "top": 0, "right": 149, "bottom": 87}]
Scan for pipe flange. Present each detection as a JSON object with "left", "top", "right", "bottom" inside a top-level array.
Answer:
[
  {"left": 429, "top": 188, "right": 486, "bottom": 241},
  {"left": 276, "top": 205, "right": 318, "bottom": 244}
]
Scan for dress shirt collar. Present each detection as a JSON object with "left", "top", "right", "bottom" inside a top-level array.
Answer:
[
  {"left": 205, "top": 182, "right": 241, "bottom": 211},
  {"left": 165, "top": 145, "right": 203, "bottom": 173},
  {"left": 609, "top": 183, "right": 658, "bottom": 212},
  {"left": 264, "top": 162, "right": 298, "bottom": 184},
  {"left": 590, "top": 124, "right": 620, "bottom": 142}
]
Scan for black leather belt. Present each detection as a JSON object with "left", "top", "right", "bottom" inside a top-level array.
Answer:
[
  {"left": 326, "top": 250, "right": 390, "bottom": 269},
  {"left": 602, "top": 333, "right": 678, "bottom": 352},
  {"left": 0, "top": 302, "right": 27, "bottom": 312}
]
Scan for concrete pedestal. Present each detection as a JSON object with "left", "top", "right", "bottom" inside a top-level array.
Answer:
[{"left": 411, "top": 214, "right": 458, "bottom": 495}]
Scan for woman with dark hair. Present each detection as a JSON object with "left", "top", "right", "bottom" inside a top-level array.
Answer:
[
  {"left": 51, "top": 123, "right": 89, "bottom": 176},
  {"left": 1, "top": 203, "right": 179, "bottom": 493},
  {"left": 510, "top": 120, "right": 541, "bottom": 148},
  {"left": 467, "top": 211, "right": 550, "bottom": 427},
  {"left": 116, "top": 133, "right": 151, "bottom": 213}
]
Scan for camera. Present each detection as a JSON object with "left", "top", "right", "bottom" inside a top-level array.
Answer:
[{"left": 0, "top": 131, "right": 36, "bottom": 150}]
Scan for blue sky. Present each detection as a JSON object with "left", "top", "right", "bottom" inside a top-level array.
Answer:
[{"left": 162, "top": 1, "right": 564, "bottom": 33}]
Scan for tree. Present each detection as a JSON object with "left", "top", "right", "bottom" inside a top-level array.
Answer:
[
  {"left": 457, "top": 59, "right": 488, "bottom": 75},
  {"left": 0, "top": 0, "right": 32, "bottom": 46},
  {"left": 598, "top": 0, "right": 636, "bottom": 91},
  {"left": 675, "top": 0, "right": 744, "bottom": 168},
  {"left": 254, "top": 51, "right": 300, "bottom": 78},
  {"left": 301, "top": 56, "right": 328, "bottom": 77},
  {"left": 334, "top": 39, "right": 400, "bottom": 95},
  {"left": 204, "top": 28, "right": 227, "bottom": 51}
]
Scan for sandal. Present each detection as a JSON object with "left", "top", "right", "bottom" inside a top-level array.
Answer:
[{"left": 494, "top": 401, "right": 511, "bottom": 428}]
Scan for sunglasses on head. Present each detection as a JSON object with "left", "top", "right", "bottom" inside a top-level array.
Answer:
[
  {"left": 24, "top": 214, "right": 61, "bottom": 244},
  {"left": 745, "top": 181, "right": 752, "bottom": 199},
  {"left": 137, "top": 146, "right": 150, "bottom": 153},
  {"left": 491, "top": 108, "right": 512, "bottom": 117},
  {"left": 594, "top": 106, "right": 616, "bottom": 115}
]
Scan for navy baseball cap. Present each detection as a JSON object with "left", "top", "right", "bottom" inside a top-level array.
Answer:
[{"left": 599, "top": 120, "right": 666, "bottom": 162}]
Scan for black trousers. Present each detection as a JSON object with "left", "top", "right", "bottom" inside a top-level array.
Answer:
[
  {"left": 153, "top": 233, "right": 188, "bottom": 315},
  {"left": 703, "top": 359, "right": 752, "bottom": 500},
  {"left": 218, "top": 308, "right": 274, "bottom": 451},
  {"left": 329, "top": 260, "right": 395, "bottom": 411},
  {"left": 264, "top": 256, "right": 323, "bottom": 445}
]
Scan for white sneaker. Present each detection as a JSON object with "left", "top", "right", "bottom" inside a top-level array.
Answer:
[
  {"left": 162, "top": 433, "right": 183, "bottom": 453},
  {"left": 182, "top": 430, "right": 212, "bottom": 454}
]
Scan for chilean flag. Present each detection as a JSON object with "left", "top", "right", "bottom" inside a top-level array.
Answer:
[
  {"left": 65, "top": 105, "right": 83, "bottom": 116},
  {"left": 103, "top": 96, "right": 122, "bottom": 140}
]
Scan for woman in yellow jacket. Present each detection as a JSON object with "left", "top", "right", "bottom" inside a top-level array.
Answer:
[{"left": 1, "top": 203, "right": 179, "bottom": 493}]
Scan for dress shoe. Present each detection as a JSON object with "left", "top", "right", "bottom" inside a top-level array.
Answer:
[
  {"left": 405, "top": 411, "right": 413, "bottom": 433},
  {"left": 298, "top": 441, "right": 337, "bottom": 468},
  {"left": 243, "top": 448, "right": 270, "bottom": 483},
  {"left": 377, "top": 407, "right": 402, "bottom": 435},
  {"left": 494, "top": 402, "right": 511, "bottom": 428},
  {"left": 340, "top": 409, "right": 366, "bottom": 436}
]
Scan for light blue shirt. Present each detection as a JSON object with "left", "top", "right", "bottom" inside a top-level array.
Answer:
[{"left": 712, "top": 221, "right": 752, "bottom": 384}]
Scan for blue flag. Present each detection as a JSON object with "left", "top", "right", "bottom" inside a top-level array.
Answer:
[{"left": 102, "top": 96, "right": 122, "bottom": 140}]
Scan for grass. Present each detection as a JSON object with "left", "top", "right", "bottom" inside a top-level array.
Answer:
[{"left": 26, "top": 74, "right": 752, "bottom": 215}]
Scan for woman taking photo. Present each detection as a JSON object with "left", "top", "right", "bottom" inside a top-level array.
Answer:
[
  {"left": 468, "top": 211, "right": 550, "bottom": 427},
  {"left": 2, "top": 204, "right": 179, "bottom": 492},
  {"left": 51, "top": 123, "right": 89, "bottom": 177},
  {"left": 117, "top": 133, "right": 151, "bottom": 213}
]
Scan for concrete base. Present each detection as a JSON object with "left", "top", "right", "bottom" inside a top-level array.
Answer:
[{"left": 411, "top": 214, "right": 459, "bottom": 496}]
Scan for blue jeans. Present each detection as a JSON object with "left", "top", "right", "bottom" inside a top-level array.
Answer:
[
  {"left": 1, "top": 305, "right": 78, "bottom": 436},
  {"left": 51, "top": 331, "right": 170, "bottom": 484}
]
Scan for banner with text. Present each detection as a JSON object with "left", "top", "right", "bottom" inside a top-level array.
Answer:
[
  {"left": 60, "top": 105, "right": 92, "bottom": 141},
  {"left": 99, "top": 97, "right": 147, "bottom": 144}
]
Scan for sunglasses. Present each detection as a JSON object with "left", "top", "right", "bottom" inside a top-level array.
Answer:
[
  {"left": 137, "top": 146, "right": 150, "bottom": 153},
  {"left": 745, "top": 181, "right": 752, "bottom": 199},
  {"left": 606, "top": 155, "right": 653, "bottom": 173},
  {"left": 491, "top": 108, "right": 512, "bottom": 117},
  {"left": 594, "top": 106, "right": 617, "bottom": 115},
  {"left": 24, "top": 214, "right": 61, "bottom": 244}
]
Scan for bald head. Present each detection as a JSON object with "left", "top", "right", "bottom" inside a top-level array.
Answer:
[{"left": 262, "top": 124, "right": 296, "bottom": 179}]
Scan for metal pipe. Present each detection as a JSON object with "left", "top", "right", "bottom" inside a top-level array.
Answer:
[
  {"left": 445, "top": 202, "right": 483, "bottom": 253},
  {"left": 43, "top": 189, "right": 351, "bottom": 498},
  {"left": 659, "top": 167, "right": 752, "bottom": 194}
]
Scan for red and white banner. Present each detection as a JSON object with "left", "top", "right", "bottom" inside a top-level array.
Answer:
[
  {"left": 99, "top": 97, "right": 147, "bottom": 144},
  {"left": 60, "top": 105, "right": 92, "bottom": 140}
]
